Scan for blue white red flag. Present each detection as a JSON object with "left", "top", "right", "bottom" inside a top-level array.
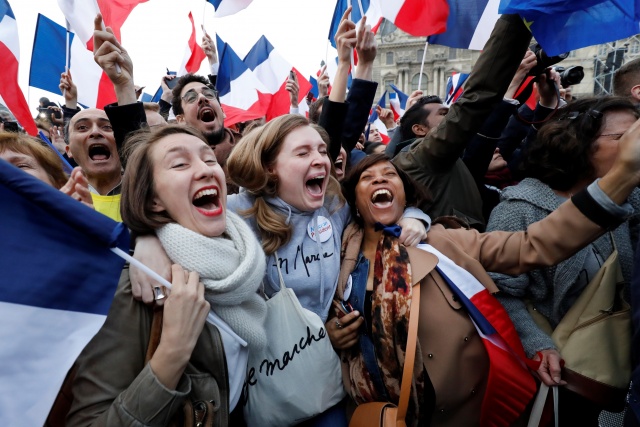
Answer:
[
  {"left": 500, "top": 0, "right": 640, "bottom": 56},
  {"left": 206, "top": 0, "right": 253, "bottom": 17},
  {"left": 388, "top": 84, "right": 408, "bottom": 120},
  {"left": 216, "top": 34, "right": 269, "bottom": 126},
  {"left": 328, "top": 0, "right": 383, "bottom": 49},
  {"left": 141, "top": 87, "right": 162, "bottom": 103},
  {"left": 0, "top": 1, "right": 37, "bottom": 135},
  {"left": 56, "top": 0, "right": 148, "bottom": 108},
  {"left": 429, "top": 0, "right": 500, "bottom": 50},
  {"left": 244, "top": 35, "right": 312, "bottom": 121},
  {"left": 444, "top": 72, "right": 469, "bottom": 106},
  {"left": 29, "top": 14, "right": 104, "bottom": 110},
  {"left": 0, "top": 160, "right": 129, "bottom": 426},
  {"left": 379, "top": 0, "right": 449, "bottom": 37},
  {"left": 179, "top": 12, "right": 206, "bottom": 76},
  {"left": 417, "top": 243, "right": 537, "bottom": 427},
  {"left": 367, "top": 90, "right": 390, "bottom": 143}
]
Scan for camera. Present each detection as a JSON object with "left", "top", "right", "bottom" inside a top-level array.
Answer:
[
  {"left": 553, "top": 66, "right": 585, "bottom": 88},
  {"left": 527, "top": 43, "right": 570, "bottom": 77},
  {"left": 38, "top": 105, "right": 62, "bottom": 119},
  {"left": 0, "top": 117, "right": 20, "bottom": 133}
]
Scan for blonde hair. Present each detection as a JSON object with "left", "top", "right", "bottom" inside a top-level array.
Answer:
[{"left": 227, "top": 114, "right": 344, "bottom": 255}]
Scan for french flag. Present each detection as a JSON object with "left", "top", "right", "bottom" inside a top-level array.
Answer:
[
  {"left": 328, "top": 0, "right": 383, "bottom": 49},
  {"left": 29, "top": 14, "right": 105, "bottom": 111},
  {"left": 429, "top": 0, "right": 501, "bottom": 50},
  {"left": 178, "top": 12, "right": 206, "bottom": 76},
  {"left": 57, "top": 0, "right": 148, "bottom": 109},
  {"left": 0, "top": 0, "right": 37, "bottom": 136},
  {"left": 244, "top": 36, "right": 312, "bottom": 121},
  {"left": 206, "top": 0, "right": 253, "bottom": 17},
  {"left": 378, "top": 0, "right": 449, "bottom": 37},
  {"left": 216, "top": 34, "right": 269, "bottom": 127},
  {"left": 444, "top": 72, "right": 469, "bottom": 106},
  {"left": 418, "top": 244, "right": 538, "bottom": 427},
  {"left": 0, "top": 160, "right": 129, "bottom": 426},
  {"left": 388, "top": 83, "right": 408, "bottom": 120},
  {"left": 367, "top": 91, "right": 390, "bottom": 144}
]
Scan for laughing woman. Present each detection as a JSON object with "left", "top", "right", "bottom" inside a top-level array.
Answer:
[
  {"left": 67, "top": 125, "right": 267, "bottom": 426},
  {"left": 334, "top": 125, "right": 640, "bottom": 425}
]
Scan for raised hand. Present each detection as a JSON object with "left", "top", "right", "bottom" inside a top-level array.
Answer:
[
  {"left": 49, "top": 125, "right": 66, "bottom": 153},
  {"left": 59, "top": 167, "right": 94, "bottom": 209},
  {"left": 406, "top": 90, "right": 424, "bottom": 109},
  {"left": 376, "top": 105, "right": 395, "bottom": 129},
  {"left": 59, "top": 70, "right": 78, "bottom": 109},
  {"left": 317, "top": 65, "right": 330, "bottom": 98},
  {"left": 354, "top": 16, "right": 376, "bottom": 80},
  {"left": 286, "top": 71, "right": 300, "bottom": 108},
  {"left": 201, "top": 26, "right": 218, "bottom": 66}
]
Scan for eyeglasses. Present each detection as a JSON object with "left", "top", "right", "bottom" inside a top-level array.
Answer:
[{"left": 181, "top": 87, "right": 218, "bottom": 104}]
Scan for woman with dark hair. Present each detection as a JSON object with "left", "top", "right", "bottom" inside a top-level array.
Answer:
[
  {"left": 334, "top": 137, "right": 640, "bottom": 425},
  {"left": 486, "top": 96, "right": 640, "bottom": 425}
]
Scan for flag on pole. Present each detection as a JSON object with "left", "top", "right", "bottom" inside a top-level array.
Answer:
[
  {"left": 29, "top": 14, "right": 104, "bottom": 109},
  {"left": 378, "top": 0, "right": 449, "bottom": 37},
  {"left": 244, "top": 35, "right": 312, "bottom": 121},
  {"left": 206, "top": 0, "right": 253, "bottom": 17},
  {"left": 429, "top": 0, "right": 500, "bottom": 50},
  {"left": 328, "top": 0, "right": 383, "bottom": 49},
  {"left": 388, "top": 83, "right": 408, "bottom": 120},
  {"left": 0, "top": 0, "right": 38, "bottom": 135},
  {"left": 178, "top": 12, "right": 206, "bottom": 76},
  {"left": 216, "top": 35, "right": 269, "bottom": 126},
  {"left": 0, "top": 160, "right": 129, "bottom": 427},
  {"left": 499, "top": 0, "right": 640, "bottom": 56},
  {"left": 56, "top": 0, "right": 148, "bottom": 108},
  {"left": 444, "top": 72, "right": 469, "bottom": 106}
]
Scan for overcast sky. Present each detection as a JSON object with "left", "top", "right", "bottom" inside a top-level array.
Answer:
[{"left": 12, "top": 0, "right": 337, "bottom": 108}]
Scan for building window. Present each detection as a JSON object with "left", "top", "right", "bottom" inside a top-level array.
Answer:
[
  {"left": 598, "top": 44, "right": 608, "bottom": 56},
  {"left": 384, "top": 79, "right": 395, "bottom": 88},
  {"left": 448, "top": 48, "right": 457, "bottom": 60},
  {"left": 386, "top": 52, "right": 394, "bottom": 65},
  {"left": 630, "top": 40, "right": 640, "bottom": 55},
  {"left": 411, "top": 73, "right": 428, "bottom": 91},
  {"left": 417, "top": 49, "right": 424, "bottom": 62}
]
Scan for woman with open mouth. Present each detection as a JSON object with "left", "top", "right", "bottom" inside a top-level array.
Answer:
[
  {"left": 333, "top": 135, "right": 640, "bottom": 426},
  {"left": 67, "top": 125, "right": 267, "bottom": 426}
]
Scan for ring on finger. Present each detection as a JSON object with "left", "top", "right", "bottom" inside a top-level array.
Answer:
[
  {"left": 335, "top": 319, "right": 342, "bottom": 329},
  {"left": 153, "top": 286, "right": 167, "bottom": 301}
]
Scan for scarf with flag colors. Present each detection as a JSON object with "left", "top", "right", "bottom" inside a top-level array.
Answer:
[
  {"left": 0, "top": 0, "right": 38, "bottom": 135},
  {"left": 0, "top": 159, "right": 129, "bottom": 426},
  {"left": 417, "top": 243, "right": 538, "bottom": 427},
  {"left": 56, "top": 0, "right": 148, "bottom": 108}
]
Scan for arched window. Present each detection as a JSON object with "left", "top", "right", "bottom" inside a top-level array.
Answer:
[{"left": 411, "top": 73, "right": 428, "bottom": 91}]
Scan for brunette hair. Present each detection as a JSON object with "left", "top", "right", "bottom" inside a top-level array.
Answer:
[
  {"left": 613, "top": 57, "right": 640, "bottom": 98},
  {"left": 521, "top": 96, "right": 639, "bottom": 191},
  {"left": 171, "top": 74, "right": 218, "bottom": 116},
  {"left": 120, "top": 125, "right": 211, "bottom": 235},
  {"left": 341, "top": 153, "right": 430, "bottom": 227},
  {"left": 0, "top": 131, "right": 67, "bottom": 188},
  {"left": 227, "top": 114, "right": 344, "bottom": 254}
]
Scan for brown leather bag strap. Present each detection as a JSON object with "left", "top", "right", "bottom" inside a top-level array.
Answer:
[
  {"left": 396, "top": 282, "right": 420, "bottom": 424},
  {"left": 145, "top": 306, "right": 164, "bottom": 364}
]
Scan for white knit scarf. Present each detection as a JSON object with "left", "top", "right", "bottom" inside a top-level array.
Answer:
[{"left": 157, "top": 211, "right": 267, "bottom": 351}]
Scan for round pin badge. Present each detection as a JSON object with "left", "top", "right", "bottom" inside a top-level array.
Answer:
[{"left": 307, "top": 216, "right": 333, "bottom": 243}]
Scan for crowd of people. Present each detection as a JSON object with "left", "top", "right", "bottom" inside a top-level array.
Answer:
[{"left": 4, "top": 8, "right": 640, "bottom": 427}]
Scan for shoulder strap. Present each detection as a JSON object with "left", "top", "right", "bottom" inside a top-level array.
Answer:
[
  {"left": 396, "top": 280, "right": 420, "bottom": 424},
  {"left": 145, "top": 306, "right": 164, "bottom": 364}
]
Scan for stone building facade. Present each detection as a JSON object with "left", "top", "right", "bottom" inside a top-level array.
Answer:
[{"left": 373, "top": 23, "right": 640, "bottom": 102}]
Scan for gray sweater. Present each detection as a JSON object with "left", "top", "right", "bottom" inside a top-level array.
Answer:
[{"left": 486, "top": 178, "right": 640, "bottom": 356}]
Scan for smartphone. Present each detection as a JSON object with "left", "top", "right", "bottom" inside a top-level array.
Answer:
[
  {"left": 165, "top": 77, "right": 178, "bottom": 90},
  {"left": 333, "top": 299, "right": 354, "bottom": 319},
  {"left": 289, "top": 70, "right": 296, "bottom": 80}
]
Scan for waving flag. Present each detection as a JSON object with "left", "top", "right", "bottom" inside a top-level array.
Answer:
[
  {"left": 444, "top": 72, "right": 469, "bottom": 106},
  {"left": 29, "top": 14, "right": 104, "bottom": 110},
  {"left": 499, "top": 0, "right": 640, "bottom": 56},
  {"left": 206, "top": 0, "right": 253, "bottom": 17},
  {"left": 216, "top": 35, "right": 269, "bottom": 126},
  {"left": 178, "top": 12, "right": 206, "bottom": 76},
  {"left": 244, "top": 35, "right": 312, "bottom": 121},
  {"left": 0, "top": 0, "right": 37, "bottom": 135},
  {"left": 0, "top": 160, "right": 129, "bottom": 426},
  {"left": 379, "top": 0, "right": 449, "bottom": 37},
  {"left": 328, "top": 0, "right": 383, "bottom": 49},
  {"left": 367, "top": 90, "right": 390, "bottom": 143},
  {"left": 388, "top": 83, "right": 408, "bottom": 120},
  {"left": 429, "top": 0, "right": 500, "bottom": 50},
  {"left": 418, "top": 244, "right": 537, "bottom": 427},
  {"left": 57, "top": 0, "right": 148, "bottom": 108}
]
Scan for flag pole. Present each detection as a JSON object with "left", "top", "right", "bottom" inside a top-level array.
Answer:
[
  {"left": 109, "top": 247, "right": 246, "bottom": 344},
  {"left": 347, "top": 0, "right": 355, "bottom": 71},
  {"left": 417, "top": 38, "right": 429, "bottom": 92},
  {"left": 63, "top": 20, "right": 71, "bottom": 98}
]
